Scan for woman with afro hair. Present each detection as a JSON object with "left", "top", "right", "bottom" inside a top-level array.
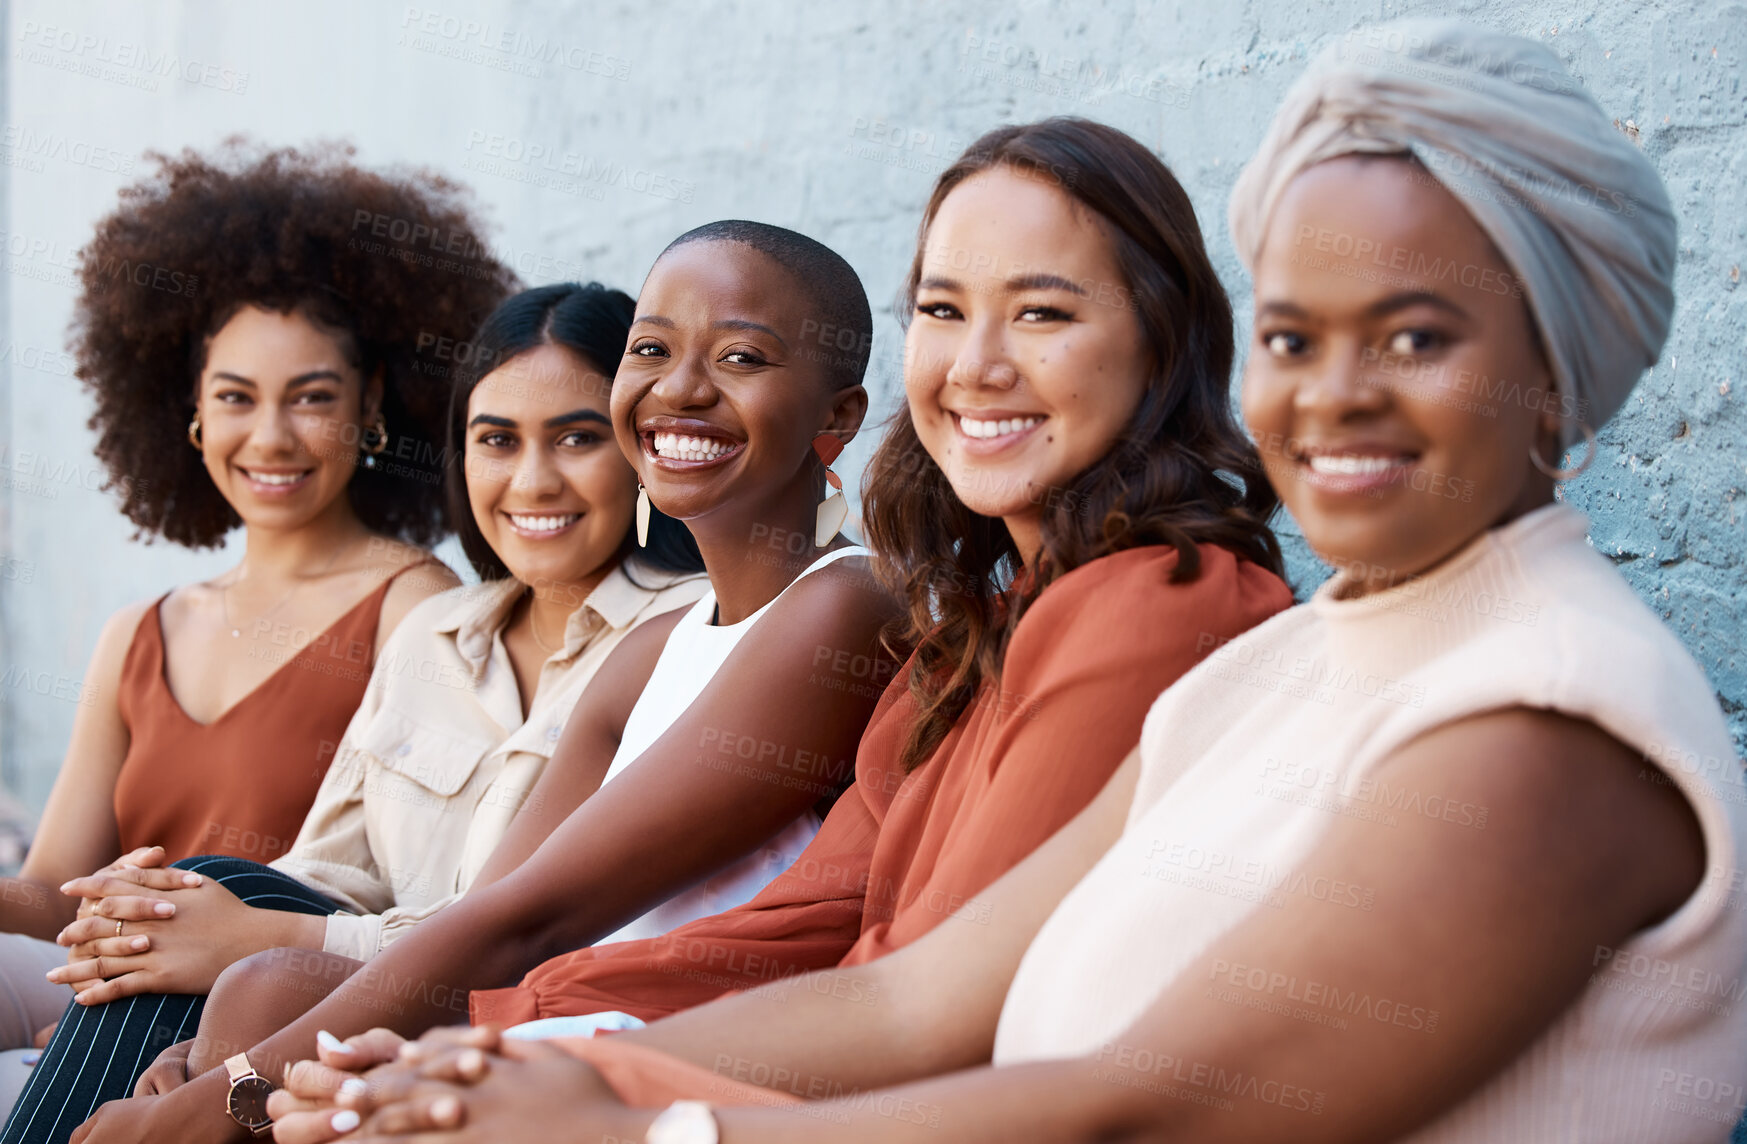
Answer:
[{"left": 0, "top": 141, "right": 514, "bottom": 1083}]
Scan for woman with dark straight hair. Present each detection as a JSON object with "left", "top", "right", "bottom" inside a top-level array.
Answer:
[{"left": 441, "top": 283, "right": 702, "bottom": 583}]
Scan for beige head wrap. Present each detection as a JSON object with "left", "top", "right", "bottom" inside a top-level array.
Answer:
[{"left": 1228, "top": 19, "right": 1677, "bottom": 443}]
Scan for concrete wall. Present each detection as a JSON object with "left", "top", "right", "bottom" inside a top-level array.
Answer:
[{"left": 1, "top": 0, "right": 1742, "bottom": 817}]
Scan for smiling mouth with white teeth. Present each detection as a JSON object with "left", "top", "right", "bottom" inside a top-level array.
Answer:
[
  {"left": 1295, "top": 450, "right": 1420, "bottom": 494},
  {"left": 507, "top": 512, "right": 582, "bottom": 535},
  {"left": 649, "top": 431, "right": 741, "bottom": 463},
  {"left": 1304, "top": 455, "right": 1412, "bottom": 476},
  {"left": 956, "top": 415, "right": 1043, "bottom": 440},
  {"left": 239, "top": 468, "right": 313, "bottom": 487}
]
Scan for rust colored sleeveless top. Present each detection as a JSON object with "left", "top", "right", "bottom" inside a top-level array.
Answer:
[{"left": 112, "top": 562, "right": 432, "bottom": 863}]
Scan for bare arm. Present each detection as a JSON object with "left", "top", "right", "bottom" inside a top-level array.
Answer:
[
  {"left": 49, "top": 557, "right": 458, "bottom": 960},
  {"left": 48, "top": 569, "right": 469, "bottom": 1003},
  {"left": 74, "top": 607, "right": 687, "bottom": 1050},
  {"left": 619, "top": 747, "right": 1141, "bottom": 1087},
  {"left": 150, "top": 563, "right": 900, "bottom": 1141},
  {"left": 665, "top": 710, "right": 1705, "bottom": 1143},
  {"left": 0, "top": 601, "right": 150, "bottom": 939},
  {"left": 210, "top": 606, "right": 693, "bottom": 986},
  {"left": 370, "top": 555, "right": 460, "bottom": 660}
]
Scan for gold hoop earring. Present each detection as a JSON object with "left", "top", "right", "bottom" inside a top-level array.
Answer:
[
  {"left": 1529, "top": 421, "right": 1597, "bottom": 481},
  {"left": 187, "top": 412, "right": 203, "bottom": 450},
  {"left": 362, "top": 414, "right": 388, "bottom": 468}
]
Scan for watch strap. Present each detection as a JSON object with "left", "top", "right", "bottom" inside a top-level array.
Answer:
[{"left": 224, "top": 1052, "right": 255, "bottom": 1082}]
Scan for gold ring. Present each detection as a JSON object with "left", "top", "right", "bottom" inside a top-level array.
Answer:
[{"left": 115, "top": 920, "right": 124, "bottom": 938}]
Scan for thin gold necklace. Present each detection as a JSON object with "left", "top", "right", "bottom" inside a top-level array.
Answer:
[
  {"left": 526, "top": 589, "right": 563, "bottom": 655},
  {"left": 222, "top": 543, "right": 349, "bottom": 638}
]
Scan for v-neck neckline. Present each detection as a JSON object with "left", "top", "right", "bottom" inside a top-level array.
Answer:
[{"left": 152, "top": 584, "right": 383, "bottom": 728}]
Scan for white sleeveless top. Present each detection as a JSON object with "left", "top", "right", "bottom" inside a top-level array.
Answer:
[
  {"left": 593, "top": 545, "right": 869, "bottom": 947},
  {"left": 994, "top": 505, "right": 1747, "bottom": 1142}
]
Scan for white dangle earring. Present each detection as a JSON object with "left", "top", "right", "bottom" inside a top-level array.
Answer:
[
  {"left": 636, "top": 484, "right": 651, "bottom": 547},
  {"left": 812, "top": 434, "right": 848, "bottom": 547}
]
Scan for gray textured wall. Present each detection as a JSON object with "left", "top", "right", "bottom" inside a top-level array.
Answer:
[{"left": 1, "top": 0, "right": 1742, "bottom": 817}]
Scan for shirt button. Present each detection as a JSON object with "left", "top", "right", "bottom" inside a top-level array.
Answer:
[
  {"left": 547, "top": 726, "right": 562, "bottom": 741},
  {"left": 396, "top": 744, "right": 411, "bottom": 757}
]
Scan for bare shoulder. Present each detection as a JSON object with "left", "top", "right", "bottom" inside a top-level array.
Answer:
[
  {"left": 68, "top": 595, "right": 162, "bottom": 721},
  {"left": 1383, "top": 708, "right": 1704, "bottom": 928},
  {"left": 613, "top": 603, "right": 691, "bottom": 665},
  {"left": 774, "top": 551, "right": 901, "bottom": 629},
  {"left": 570, "top": 603, "right": 694, "bottom": 727},
  {"left": 1395, "top": 708, "right": 1664, "bottom": 812},
  {"left": 374, "top": 545, "right": 463, "bottom": 640},
  {"left": 90, "top": 595, "right": 159, "bottom": 667}
]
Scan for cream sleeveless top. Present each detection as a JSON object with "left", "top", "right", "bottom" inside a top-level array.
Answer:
[
  {"left": 995, "top": 505, "right": 1747, "bottom": 1142},
  {"left": 594, "top": 546, "right": 869, "bottom": 946}
]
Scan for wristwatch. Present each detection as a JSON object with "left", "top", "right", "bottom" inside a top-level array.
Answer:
[
  {"left": 646, "top": 1099, "right": 719, "bottom": 1144},
  {"left": 223, "top": 1053, "right": 275, "bottom": 1137}
]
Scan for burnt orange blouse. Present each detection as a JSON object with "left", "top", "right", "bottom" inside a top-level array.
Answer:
[
  {"left": 472, "top": 543, "right": 1292, "bottom": 1026},
  {"left": 111, "top": 565, "right": 428, "bottom": 864}
]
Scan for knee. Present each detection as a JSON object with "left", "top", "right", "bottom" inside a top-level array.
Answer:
[
  {"left": 173, "top": 854, "right": 246, "bottom": 876},
  {"left": 211, "top": 948, "right": 335, "bottom": 1009},
  {"left": 194, "top": 948, "right": 359, "bottom": 1074}
]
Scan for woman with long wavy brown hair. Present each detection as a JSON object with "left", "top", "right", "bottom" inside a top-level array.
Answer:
[{"left": 862, "top": 117, "right": 1285, "bottom": 778}]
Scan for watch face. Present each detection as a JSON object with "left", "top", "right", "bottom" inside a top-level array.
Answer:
[{"left": 227, "top": 1075, "right": 275, "bottom": 1129}]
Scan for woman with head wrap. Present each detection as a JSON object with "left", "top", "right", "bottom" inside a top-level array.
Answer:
[{"left": 265, "top": 21, "right": 1746, "bottom": 1144}]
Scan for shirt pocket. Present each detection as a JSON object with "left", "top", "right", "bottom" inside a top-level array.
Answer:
[
  {"left": 354, "top": 708, "right": 501, "bottom": 902},
  {"left": 356, "top": 706, "right": 499, "bottom": 797}
]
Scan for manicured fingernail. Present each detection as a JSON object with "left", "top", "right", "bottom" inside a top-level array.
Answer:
[
  {"left": 431, "top": 1096, "right": 461, "bottom": 1124},
  {"left": 58, "top": 883, "right": 72, "bottom": 894},
  {"left": 330, "top": 1109, "right": 360, "bottom": 1133},
  {"left": 130, "top": 937, "right": 148, "bottom": 950},
  {"left": 153, "top": 902, "right": 174, "bottom": 916},
  {"left": 339, "top": 1077, "right": 368, "bottom": 1096},
  {"left": 317, "top": 1029, "right": 353, "bottom": 1054},
  {"left": 181, "top": 874, "right": 202, "bottom": 886}
]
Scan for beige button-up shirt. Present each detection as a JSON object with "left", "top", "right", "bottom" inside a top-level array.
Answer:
[{"left": 270, "top": 562, "right": 708, "bottom": 960}]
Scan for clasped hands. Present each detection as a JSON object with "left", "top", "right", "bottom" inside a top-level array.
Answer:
[
  {"left": 267, "top": 1026, "right": 645, "bottom": 1143},
  {"left": 47, "top": 846, "right": 253, "bottom": 1004}
]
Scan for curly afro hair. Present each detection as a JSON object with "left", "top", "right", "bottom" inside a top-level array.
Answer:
[{"left": 75, "top": 138, "right": 520, "bottom": 548}]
